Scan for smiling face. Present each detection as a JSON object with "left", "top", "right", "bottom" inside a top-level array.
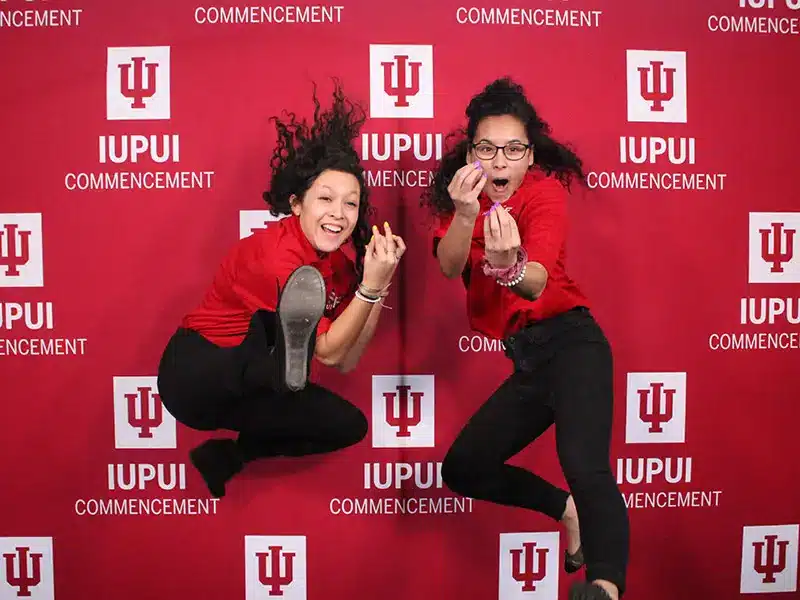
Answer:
[
  {"left": 290, "top": 169, "right": 360, "bottom": 253},
  {"left": 468, "top": 114, "right": 534, "bottom": 203}
]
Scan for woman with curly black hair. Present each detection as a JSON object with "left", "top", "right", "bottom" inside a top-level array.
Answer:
[
  {"left": 156, "top": 81, "right": 405, "bottom": 499},
  {"left": 422, "top": 78, "right": 629, "bottom": 600}
]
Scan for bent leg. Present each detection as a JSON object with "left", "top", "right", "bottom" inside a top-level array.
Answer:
[
  {"left": 442, "top": 371, "right": 569, "bottom": 521},
  {"left": 230, "top": 383, "right": 368, "bottom": 458}
]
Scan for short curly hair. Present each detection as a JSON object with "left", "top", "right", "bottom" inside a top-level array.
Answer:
[{"left": 262, "top": 79, "right": 373, "bottom": 278}]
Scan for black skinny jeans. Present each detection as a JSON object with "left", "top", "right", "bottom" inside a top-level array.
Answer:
[
  {"left": 156, "top": 309, "right": 368, "bottom": 458},
  {"left": 442, "top": 307, "right": 629, "bottom": 595}
]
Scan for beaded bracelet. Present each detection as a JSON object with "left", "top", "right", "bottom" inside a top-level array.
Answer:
[
  {"left": 496, "top": 262, "right": 527, "bottom": 287},
  {"left": 482, "top": 247, "right": 528, "bottom": 287}
]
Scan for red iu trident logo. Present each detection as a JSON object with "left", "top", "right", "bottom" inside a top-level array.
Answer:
[
  {"left": 3, "top": 546, "right": 42, "bottom": 597},
  {"left": 753, "top": 535, "right": 789, "bottom": 584},
  {"left": 384, "top": 384, "right": 422, "bottom": 438},
  {"left": 257, "top": 546, "right": 295, "bottom": 596},
  {"left": 126, "top": 386, "right": 162, "bottom": 438},
  {"left": 381, "top": 55, "right": 421, "bottom": 108},
  {"left": 760, "top": 222, "right": 795, "bottom": 274},
  {"left": 119, "top": 56, "right": 158, "bottom": 109},
  {"left": 638, "top": 382, "right": 674, "bottom": 434},
  {"left": 510, "top": 542, "right": 548, "bottom": 592},
  {"left": 638, "top": 61, "right": 675, "bottom": 112},
  {"left": 0, "top": 223, "right": 31, "bottom": 278}
]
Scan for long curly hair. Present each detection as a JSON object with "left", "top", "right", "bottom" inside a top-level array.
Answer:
[
  {"left": 262, "top": 79, "right": 372, "bottom": 278},
  {"left": 420, "top": 77, "right": 587, "bottom": 217}
]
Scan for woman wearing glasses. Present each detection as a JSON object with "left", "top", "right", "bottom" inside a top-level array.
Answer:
[{"left": 421, "top": 78, "right": 629, "bottom": 600}]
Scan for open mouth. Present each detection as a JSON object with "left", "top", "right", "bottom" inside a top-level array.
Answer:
[
  {"left": 491, "top": 178, "right": 509, "bottom": 194},
  {"left": 321, "top": 224, "right": 343, "bottom": 237}
]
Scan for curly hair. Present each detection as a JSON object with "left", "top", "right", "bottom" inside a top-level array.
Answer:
[
  {"left": 420, "top": 77, "right": 587, "bottom": 217},
  {"left": 262, "top": 79, "right": 373, "bottom": 278}
]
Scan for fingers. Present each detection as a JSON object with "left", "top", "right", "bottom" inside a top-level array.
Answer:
[
  {"left": 489, "top": 207, "right": 501, "bottom": 239},
  {"left": 463, "top": 165, "right": 484, "bottom": 192},
  {"left": 497, "top": 206, "right": 510, "bottom": 240},
  {"left": 473, "top": 171, "right": 489, "bottom": 195},
  {"left": 393, "top": 234, "right": 407, "bottom": 258},
  {"left": 371, "top": 224, "right": 388, "bottom": 260},
  {"left": 382, "top": 221, "right": 397, "bottom": 255},
  {"left": 449, "top": 162, "right": 477, "bottom": 193}
]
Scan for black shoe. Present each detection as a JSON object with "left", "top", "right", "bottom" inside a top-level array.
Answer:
[
  {"left": 275, "top": 265, "right": 326, "bottom": 392},
  {"left": 565, "top": 545, "right": 585, "bottom": 573},
  {"left": 189, "top": 438, "right": 244, "bottom": 498},
  {"left": 569, "top": 582, "right": 612, "bottom": 600}
]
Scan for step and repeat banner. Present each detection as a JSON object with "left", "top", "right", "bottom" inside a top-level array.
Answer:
[{"left": 1, "top": 0, "right": 799, "bottom": 598}]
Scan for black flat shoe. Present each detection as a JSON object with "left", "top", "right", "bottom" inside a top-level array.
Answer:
[
  {"left": 565, "top": 545, "right": 585, "bottom": 573},
  {"left": 275, "top": 265, "right": 326, "bottom": 392},
  {"left": 569, "top": 582, "right": 612, "bottom": 600}
]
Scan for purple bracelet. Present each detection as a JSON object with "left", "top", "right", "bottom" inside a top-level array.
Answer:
[{"left": 482, "top": 247, "right": 528, "bottom": 284}]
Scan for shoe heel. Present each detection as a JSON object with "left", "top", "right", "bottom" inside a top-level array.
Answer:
[{"left": 277, "top": 266, "right": 326, "bottom": 391}]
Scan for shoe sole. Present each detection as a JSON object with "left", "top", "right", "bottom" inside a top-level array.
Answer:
[
  {"left": 569, "top": 582, "right": 612, "bottom": 600},
  {"left": 277, "top": 266, "right": 326, "bottom": 392}
]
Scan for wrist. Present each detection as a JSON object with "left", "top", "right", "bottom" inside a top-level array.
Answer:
[
  {"left": 483, "top": 248, "right": 528, "bottom": 284},
  {"left": 454, "top": 208, "right": 479, "bottom": 223}
]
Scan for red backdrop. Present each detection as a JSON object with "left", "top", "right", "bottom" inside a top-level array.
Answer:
[{"left": 1, "top": 1, "right": 799, "bottom": 598}]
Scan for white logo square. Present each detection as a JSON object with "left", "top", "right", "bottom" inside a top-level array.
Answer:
[
  {"left": 107, "top": 46, "right": 171, "bottom": 121},
  {"left": 625, "top": 372, "right": 687, "bottom": 444},
  {"left": 741, "top": 524, "right": 799, "bottom": 594},
  {"left": 499, "top": 532, "right": 559, "bottom": 600},
  {"left": 372, "top": 375, "right": 434, "bottom": 448},
  {"left": 239, "top": 210, "right": 289, "bottom": 239},
  {"left": 113, "top": 376, "right": 176, "bottom": 449},
  {"left": 748, "top": 212, "right": 800, "bottom": 283},
  {"left": 0, "top": 537, "right": 54, "bottom": 600},
  {"left": 626, "top": 50, "right": 687, "bottom": 123},
  {"left": 245, "top": 535, "right": 306, "bottom": 600},
  {"left": 369, "top": 44, "right": 433, "bottom": 119},
  {"left": 0, "top": 213, "right": 43, "bottom": 287}
]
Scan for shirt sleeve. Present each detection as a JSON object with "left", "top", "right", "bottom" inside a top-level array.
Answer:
[{"left": 520, "top": 180, "right": 567, "bottom": 276}]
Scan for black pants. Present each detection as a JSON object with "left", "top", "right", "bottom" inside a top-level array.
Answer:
[
  {"left": 156, "top": 310, "right": 368, "bottom": 458},
  {"left": 441, "top": 307, "right": 629, "bottom": 595}
]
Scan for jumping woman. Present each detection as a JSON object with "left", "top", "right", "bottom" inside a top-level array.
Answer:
[
  {"left": 157, "top": 81, "right": 405, "bottom": 499},
  {"left": 422, "top": 77, "right": 629, "bottom": 600}
]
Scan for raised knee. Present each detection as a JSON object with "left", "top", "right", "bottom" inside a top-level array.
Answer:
[
  {"left": 441, "top": 451, "right": 478, "bottom": 496},
  {"left": 352, "top": 410, "right": 368, "bottom": 444}
]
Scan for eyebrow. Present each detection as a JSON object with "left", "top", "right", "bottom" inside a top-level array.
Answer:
[
  {"left": 318, "top": 185, "right": 359, "bottom": 197},
  {"left": 477, "top": 138, "right": 525, "bottom": 144}
]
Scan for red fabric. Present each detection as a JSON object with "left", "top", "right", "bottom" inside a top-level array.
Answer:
[
  {"left": 433, "top": 169, "right": 590, "bottom": 339},
  {"left": 182, "top": 214, "right": 357, "bottom": 346}
]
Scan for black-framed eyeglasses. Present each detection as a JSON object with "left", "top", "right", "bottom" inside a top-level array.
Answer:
[{"left": 471, "top": 142, "right": 531, "bottom": 161}]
